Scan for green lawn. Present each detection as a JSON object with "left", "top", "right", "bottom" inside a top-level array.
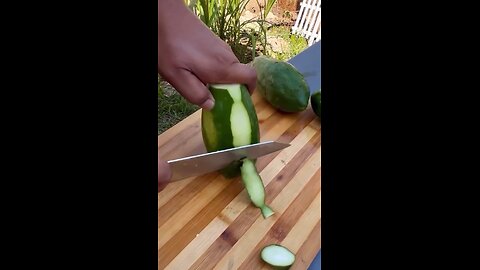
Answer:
[
  {"left": 158, "top": 80, "right": 199, "bottom": 135},
  {"left": 266, "top": 26, "right": 308, "bottom": 61}
]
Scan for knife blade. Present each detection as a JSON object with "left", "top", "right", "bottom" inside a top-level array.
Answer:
[
  {"left": 167, "top": 141, "right": 290, "bottom": 181},
  {"left": 288, "top": 41, "right": 320, "bottom": 94}
]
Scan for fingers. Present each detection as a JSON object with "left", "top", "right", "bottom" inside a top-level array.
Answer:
[
  {"left": 158, "top": 182, "right": 168, "bottom": 192},
  {"left": 166, "top": 69, "right": 215, "bottom": 110},
  {"left": 158, "top": 155, "right": 172, "bottom": 192},
  {"left": 222, "top": 62, "right": 257, "bottom": 94}
]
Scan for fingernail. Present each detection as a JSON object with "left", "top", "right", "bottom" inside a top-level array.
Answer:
[{"left": 201, "top": 99, "right": 215, "bottom": 110}]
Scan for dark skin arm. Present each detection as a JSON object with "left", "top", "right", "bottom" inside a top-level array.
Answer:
[{"left": 157, "top": 0, "right": 257, "bottom": 192}]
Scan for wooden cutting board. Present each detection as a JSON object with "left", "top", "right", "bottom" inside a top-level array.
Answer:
[{"left": 158, "top": 91, "right": 321, "bottom": 269}]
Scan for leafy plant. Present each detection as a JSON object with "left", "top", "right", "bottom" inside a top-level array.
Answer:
[
  {"left": 254, "top": 0, "right": 277, "bottom": 57},
  {"left": 184, "top": 0, "right": 277, "bottom": 63}
]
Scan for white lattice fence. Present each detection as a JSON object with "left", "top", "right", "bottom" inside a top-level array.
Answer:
[{"left": 292, "top": 0, "right": 321, "bottom": 46}]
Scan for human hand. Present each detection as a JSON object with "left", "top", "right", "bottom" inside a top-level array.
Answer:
[
  {"left": 158, "top": 151, "right": 171, "bottom": 192},
  {"left": 158, "top": 0, "right": 257, "bottom": 110}
]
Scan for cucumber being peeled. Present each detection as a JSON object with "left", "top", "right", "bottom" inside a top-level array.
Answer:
[
  {"left": 201, "top": 84, "right": 273, "bottom": 218},
  {"left": 261, "top": 244, "right": 296, "bottom": 269},
  {"left": 201, "top": 84, "right": 260, "bottom": 178}
]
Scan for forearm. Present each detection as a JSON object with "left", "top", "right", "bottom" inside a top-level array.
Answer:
[{"left": 158, "top": 0, "right": 193, "bottom": 36}]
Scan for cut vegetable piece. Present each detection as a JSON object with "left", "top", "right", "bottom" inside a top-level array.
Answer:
[
  {"left": 261, "top": 244, "right": 296, "bottom": 269},
  {"left": 240, "top": 158, "right": 274, "bottom": 218}
]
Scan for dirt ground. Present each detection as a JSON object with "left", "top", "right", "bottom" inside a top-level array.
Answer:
[
  {"left": 245, "top": 0, "right": 300, "bottom": 15},
  {"left": 243, "top": 0, "right": 300, "bottom": 25}
]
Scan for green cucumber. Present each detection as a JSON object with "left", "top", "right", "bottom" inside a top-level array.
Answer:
[
  {"left": 201, "top": 84, "right": 274, "bottom": 219},
  {"left": 261, "top": 244, "right": 296, "bottom": 269},
  {"left": 311, "top": 90, "right": 321, "bottom": 118},
  {"left": 201, "top": 84, "right": 260, "bottom": 177},
  {"left": 253, "top": 56, "right": 310, "bottom": 113},
  {"left": 240, "top": 159, "right": 274, "bottom": 218}
]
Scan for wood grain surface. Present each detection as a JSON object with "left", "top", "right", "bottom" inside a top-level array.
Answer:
[{"left": 158, "top": 91, "right": 321, "bottom": 269}]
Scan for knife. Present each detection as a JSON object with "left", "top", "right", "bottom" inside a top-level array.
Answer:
[
  {"left": 167, "top": 141, "right": 290, "bottom": 181},
  {"left": 288, "top": 41, "right": 320, "bottom": 94}
]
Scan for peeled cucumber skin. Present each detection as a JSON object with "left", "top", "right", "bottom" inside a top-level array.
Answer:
[
  {"left": 240, "top": 159, "right": 274, "bottom": 218},
  {"left": 311, "top": 90, "right": 321, "bottom": 118},
  {"left": 201, "top": 84, "right": 260, "bottom": 178},
  {"left": 253, "top": 56, "right": 310, "bottom": 113}
]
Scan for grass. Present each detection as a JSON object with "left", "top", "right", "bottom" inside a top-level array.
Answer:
[
  {"left": 266, "top": 26, "right": 308, "bottom": 61},
  {"left": 158, "top": 80, "right": 199, "bottom": 135}
]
